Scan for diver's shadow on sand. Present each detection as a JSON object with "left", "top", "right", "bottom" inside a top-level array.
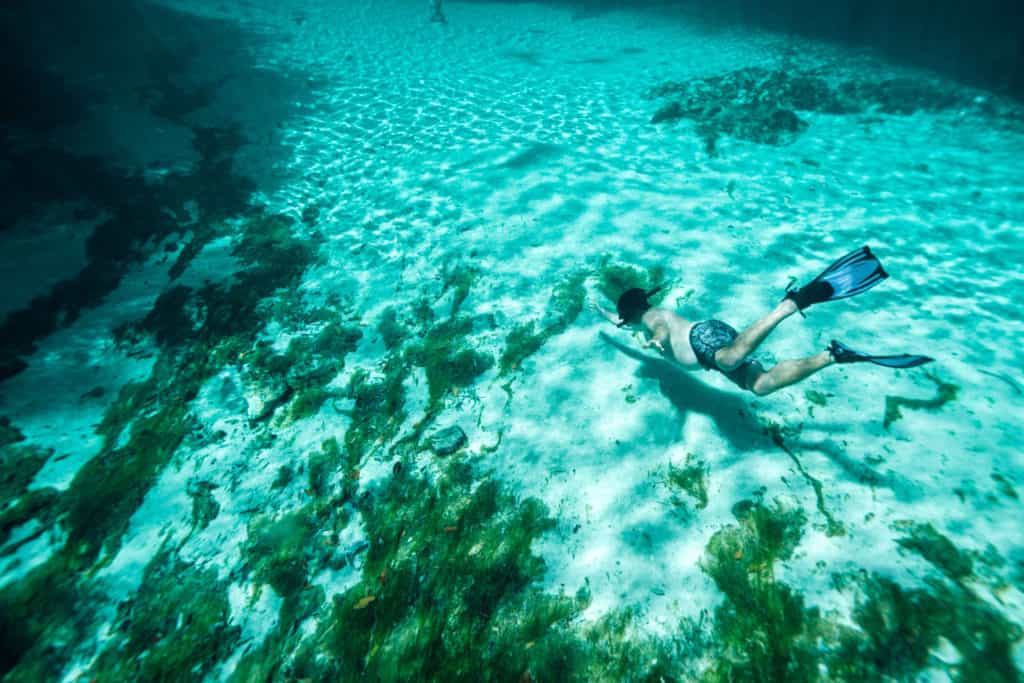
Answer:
[{"left": 599, "top": 332, "right": 770, "bottom": 452}]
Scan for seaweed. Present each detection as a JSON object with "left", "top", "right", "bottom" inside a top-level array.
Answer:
[
  {"left": 89, "top": 546, "right": 239, "bottom": 680},
  {"left": 186, "top": 479, "right": 220, "bottom": 535},
  {"left": 344, "top": 358, "right": 408, "bottom": 460},
  {"left": 377, "top": 306, "right": 408, "bottom": 350},
  {"left": 498, "top": 269, "right": 588, "bottom": 375},
  {"left": 896, "top": 522, "right": 973, "bottom": 581},
  {"left": 318, "top": 458, "right": 603, "bottom": 682},
  {"left": 407, "top": 316, "right": 492, "bottom": 408},
  {"left": 645, "top": 67, "right": 969, "bottom": 154},
  {"left": 667, "top": 454, "right": 709, "bottom": 509},
  {"left": 245, "top": 509, "right": 317, "bottom": 600},
  {"left": 441, "top": 262, "right": 478, "bottom": 317},
  {"left": 701, "top": 499, "right": 818, "bottom": 683}
]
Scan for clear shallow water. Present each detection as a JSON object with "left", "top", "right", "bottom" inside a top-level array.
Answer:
[{"left": 1, "top": 0, "right": 1022, "bottom": 680}]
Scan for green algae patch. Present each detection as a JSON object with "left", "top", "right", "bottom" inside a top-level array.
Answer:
[
  {"left": 499, "top": 269, "right": 587, "bottom": 375},
  {"left": 0, "top": 554, "right": 98, "bottom": 681},
  {"left": 186, "top": 479, "right": 220, "bottom": 535},
  {"left": 992, "top": 472, "right": 1018, "bottom": 500},
  {"left": 65, "top": 397, "right": 193, "bottom": 565},
  {"left": 500, "top": 321, "right": 546, "bottom": 374},
  {"left": 0, "top": 416, "right": 26, "bottom": 448},
  {"left": 0, "top": 438, "right": 59, "bottom": 551},
  {"left": 316, "top": 458, "right": 601, "bottom": 681},
  {"left": 701, "top": 499, "right": 819, "bottom": 682},
  {"left": 896, "top": 522, "right": 973, "bottom": 581},
  {"left": 377, "top": 306, "right": 408, "bottom": 349},
  {"left": 883, "top": 371, "right": 960, "bottom": 429},
  {"left": 441, "top": 262, "right": 478, "bottom": 317},
  {"left": 344, "top": 357, "right": 408, "bottom": 460},
  {"left": 117, "top": 283, "right": 198, "bottom": 348},
  {"left": 667, "top": 454, "right": 709, "bottom": 509},
  {"left": 246, "top": 509, "right": 317, "bottom": 600},
  {"left": 804, "top": 389, "right": 828, "bottom": 407},
  {"left": 89, "top": 547, "right": 239, "bottom": 681},
  {"left": 645, "top": 67, "right": 970, "bottom": 155},
  {"left": 407, "top": 316, "right": 493, "bottom": 407},
  {"left": 830, "top": 575, "right": 946, "bottom": 681},
  {"left": 831, "top": 573, "right": 1023, "bottom": 682}
]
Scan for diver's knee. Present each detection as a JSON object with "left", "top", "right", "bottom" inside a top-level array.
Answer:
[{"left": 750, "top": 374, "right": 775, "bottom": 396}]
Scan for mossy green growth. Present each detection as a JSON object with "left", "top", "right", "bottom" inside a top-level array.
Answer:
[
  {"left": 308, "top": 437, "right": 358, "bottom": 502},
  {"left": 596, "top": 256, "right": 666, "bottom": 304},
  {"left": 992, "top": 472, "right": 1018, "bottom": 500},
  {"left": 499, "top": 321, "right": 546, "bottom": 374},
  {"left": 271, "top": 464, "right": 294, "bottom": 489},
  {"left": 312, "top": 321, "right": 363, "bottom": 358},
  {"left": 441, "top": 262, "right": 478, "bottom": 317},
  {"left": 830, "top": 575, "right": 945, "bottom": 681},
  {"left": 320, "top": 458, "right": 595, "bottom": 681},
  {"left": 288, "top": 385, "right": 331, "bottom": 421},
  {"left": 498, "top": 269, "right": 588, "bottom": 375},
  {"left": 667, "top": 454, "right": 709, "bottom": 509},
  {"left": 804, "top": 390, "right": 828, "bottom": 407},
  {"left": 119, "top": 284, "right": 197, "bottom": 348},
  {"left": 701, "top": 499, "right": 819, "bottom": 683},
  {"left": 186, "top": 479, "right": 220, "bottom": 534},
  {"left": 245, "top": 508, "right": 317, "bottom": 600},
  {"left": 0, "top": 487, "right": 59, "bottom": 550},
  {"left": 0, "top": 416, "right": 26, "bottom": 448},
  {"left": 377, "top": 306, "right": 408, "bottom": 350},
  {"left": 831, "top": 573, "right": 1023, "bottom": 682},
  {"left": 65, "top": 380, "right": 196, "bottom": 565},
  {"left": 896, "top": 522, "right": 973, "bottom": 581},
  {"left": 883, "top": 371, "right": 959, "bottom": 429},
  {"left": 89, "top": 546, "right": 239, "bottom": 681},
  {"left": 0, "top": 441, "right": 49, "bottom": 502},
  {"left": 407, "top": 316, "right": 493, "bottom": 407},
  {"left": 344, "top": 357, "right": 407, "bottom": 460}
]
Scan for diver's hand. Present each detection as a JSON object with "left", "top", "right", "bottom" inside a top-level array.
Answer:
[
  {"left": 643, "top": 338, "right": 665, "bottom": 353},
  {"left": 590, "top": 296, "right": 620, "bottom": 325}
]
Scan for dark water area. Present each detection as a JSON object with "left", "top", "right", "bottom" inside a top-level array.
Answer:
[
  {"left": 491, "top": 0, "right": 1024, "bottom": 97},
  {"left": 0, "top": 0, "right": 305, "bottom": 375}
]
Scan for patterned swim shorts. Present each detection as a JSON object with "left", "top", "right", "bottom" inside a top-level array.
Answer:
[{"left": 688, "top": 319, "right": 764, "bottom": 390}]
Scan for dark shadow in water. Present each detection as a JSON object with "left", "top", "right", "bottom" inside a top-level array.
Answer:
[
  {"left": 462, "top": 0, "right": 1024, "bottom": 99},
  {"left": 0, "top": 0, "right": 315, "bottom": 381},
  {"left": 600, "top": 332, "right": 770, "bottom": 452},
  {"left": 786, "top": 436, "right": 924, "bottom": 502}
]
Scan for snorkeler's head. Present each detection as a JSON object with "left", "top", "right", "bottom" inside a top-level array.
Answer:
[{"left": 616, "top": 286, "right": 662, "bottom": 327}]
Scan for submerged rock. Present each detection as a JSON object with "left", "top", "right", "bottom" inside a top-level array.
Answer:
[
  {"left": 245, "top": 376, "right": 292, "bottom": 421},
  {"left": 428, "top": 425, "right": 467, "bottom": 456},
  {"left": 646, "top": 66, "right": 969, "bottom": 154}
]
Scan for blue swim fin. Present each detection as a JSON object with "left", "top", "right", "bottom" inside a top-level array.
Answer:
[
  {"left": 829, "top": 339, "right": 934, "bottom": 368},
  {"left": 785, "top": 246, "right": 888, "bottom": 314}
]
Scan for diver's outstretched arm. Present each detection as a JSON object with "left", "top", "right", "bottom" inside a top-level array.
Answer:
[{"left": 589, "top": 296, "right": 620, "bottom": 326}]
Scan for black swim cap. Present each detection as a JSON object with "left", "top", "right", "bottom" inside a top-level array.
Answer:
[{"left": 616, "top": 287, "right": 660, "bottom": 327}]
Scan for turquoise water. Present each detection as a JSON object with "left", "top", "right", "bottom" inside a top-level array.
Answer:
[{"left": 1, "top": 0, "right": 1022, "bottom": 680}]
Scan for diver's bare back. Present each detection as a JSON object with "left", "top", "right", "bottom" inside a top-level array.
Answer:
[{"left": 646, "top": 308, "right": 701, "bottom": 369}]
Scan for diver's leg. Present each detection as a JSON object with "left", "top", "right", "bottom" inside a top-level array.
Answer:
[
  {"left": 715, "top": 299, "right": 799, "bottom": 371},
  {"left": 749, "top": 351, "right": 832, "bottom": 396}
]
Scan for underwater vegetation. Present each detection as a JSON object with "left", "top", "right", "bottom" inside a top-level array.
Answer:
[
  {"left": 499, "top": 269, "right": 587, "bottom": 375},
  {"left": 89, "top": 546, "right": 240, "bottom": 681},
  {"left": 646, "top": 67, "right": 974, "bottom": 155}
]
